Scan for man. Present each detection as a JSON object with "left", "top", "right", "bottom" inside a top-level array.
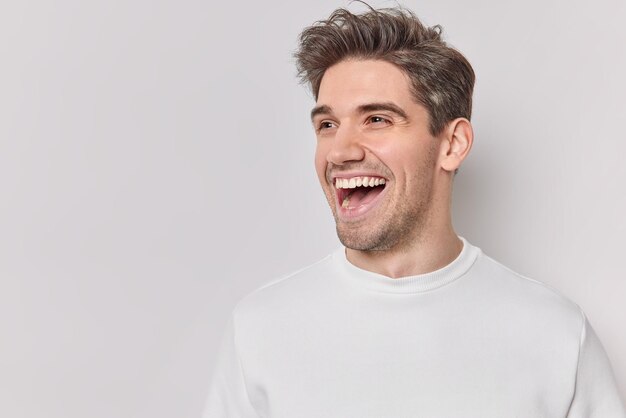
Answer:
[{"left": 204, "top": 6, "right": 625, "bottom": 417}]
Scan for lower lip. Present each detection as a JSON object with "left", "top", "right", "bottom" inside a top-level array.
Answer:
[{"left": 336, "top": 185, "right": 388, "bottom": 221}]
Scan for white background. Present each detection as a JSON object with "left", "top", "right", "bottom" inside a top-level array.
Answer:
[{"left": 1, "top": 0, "right": 624, "bottom": 417}]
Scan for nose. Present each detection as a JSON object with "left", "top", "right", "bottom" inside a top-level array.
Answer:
[{"left": 326, "top": 123, "right": 365, "bottom": 165}]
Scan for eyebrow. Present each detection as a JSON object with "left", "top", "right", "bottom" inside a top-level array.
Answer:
[
  {"left": 310, "top": 102, "right": 409, "bottom": 121},
  {"left": 310, "top": 104, "right": 332, "bottom": 121}
]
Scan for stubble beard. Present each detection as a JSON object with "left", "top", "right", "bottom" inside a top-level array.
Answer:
[
  {"left": 322, "top": 145, "right": 439, "bottom": 253},
  {"left": 332, "top": 184, "right": 433, "bottom": 252},
  {"left": 323, "top": 163, "right": 435, "bottom": 252}
]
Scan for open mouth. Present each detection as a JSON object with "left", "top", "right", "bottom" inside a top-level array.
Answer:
[{"left": 334, "top": 176, "right": 387, "bottom": 214}]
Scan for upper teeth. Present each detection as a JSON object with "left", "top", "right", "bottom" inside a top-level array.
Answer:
[{"left": 335, "top": 176, "right": 386, "bottom": 189}]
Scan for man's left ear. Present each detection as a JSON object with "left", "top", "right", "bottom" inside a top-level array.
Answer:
[{"left": 439, "top": 118, "right": 473, "bottom": 172}]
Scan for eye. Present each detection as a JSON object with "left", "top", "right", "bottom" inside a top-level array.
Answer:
[
  {"left": 316, "top": 120, "right": 337, "bottom": 132},
  {"left": 367, "top": 115, "right": 391, "bottom": 126}
]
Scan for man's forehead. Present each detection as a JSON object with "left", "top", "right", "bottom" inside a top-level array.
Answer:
[{"left": 313, "top": 60, "right": 414, "bottom": 116}]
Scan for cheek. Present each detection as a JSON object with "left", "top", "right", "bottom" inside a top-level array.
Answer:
[
  {"left": 314, "top": 144, "right": 328, "bottom": 182},
  {"left": 372, "top": 145, "right": 414, "bottom": 172},
  {"left": 374, "top": 141, "right": 435, "bottom": 178}
]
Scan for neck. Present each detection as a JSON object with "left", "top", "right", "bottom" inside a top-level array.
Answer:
[{"left": 345, "top": 220, "right": 462, "bottom": 279}]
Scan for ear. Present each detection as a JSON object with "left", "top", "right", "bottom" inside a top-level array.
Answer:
[{"left": 439, "top": 118, "right": 473, "bottom": 172}]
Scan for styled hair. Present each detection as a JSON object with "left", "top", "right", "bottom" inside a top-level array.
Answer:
[{"left": 294, "top": 5, "right": 475, "bottom": 136}]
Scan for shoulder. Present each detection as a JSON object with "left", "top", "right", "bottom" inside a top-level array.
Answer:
[
  {"left": 231, "top": 250, "right": 337, "bottom": 321},
  {"left": 471, "top": 250, "right": 585, "bottom": 337}
]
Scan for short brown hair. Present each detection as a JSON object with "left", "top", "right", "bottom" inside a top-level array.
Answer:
[{"left": 294, "top": 5, "right": 475, "bottom": 136}]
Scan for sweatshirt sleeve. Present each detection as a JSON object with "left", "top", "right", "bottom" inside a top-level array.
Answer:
[
  {"left": 202, "top": 313, "right": 260, "bottom": 418},
  {"left": 566, "top": 309, "right": 626, "bottom": 418}
]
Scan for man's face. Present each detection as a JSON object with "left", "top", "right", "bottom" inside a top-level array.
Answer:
[{"left": 312, "top": 59, "right": 441, "bottom": 252}]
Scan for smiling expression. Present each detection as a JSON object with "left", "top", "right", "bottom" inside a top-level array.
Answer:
[{"left": 312, "top": 59, "right": 443, "bottom": 252}]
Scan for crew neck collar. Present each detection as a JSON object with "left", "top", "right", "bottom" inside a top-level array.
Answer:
[{"left": 331, "top": 236, "right": 480, "bottom": 294}]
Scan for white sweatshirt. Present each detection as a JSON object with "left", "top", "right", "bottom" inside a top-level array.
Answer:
[{"left": 204, "top": 238, "right": 625, "bottom": 417}]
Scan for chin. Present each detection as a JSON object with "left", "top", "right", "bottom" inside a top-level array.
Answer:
[{"left": 336, "top": 225, "right": 393, "bottom": 252}]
